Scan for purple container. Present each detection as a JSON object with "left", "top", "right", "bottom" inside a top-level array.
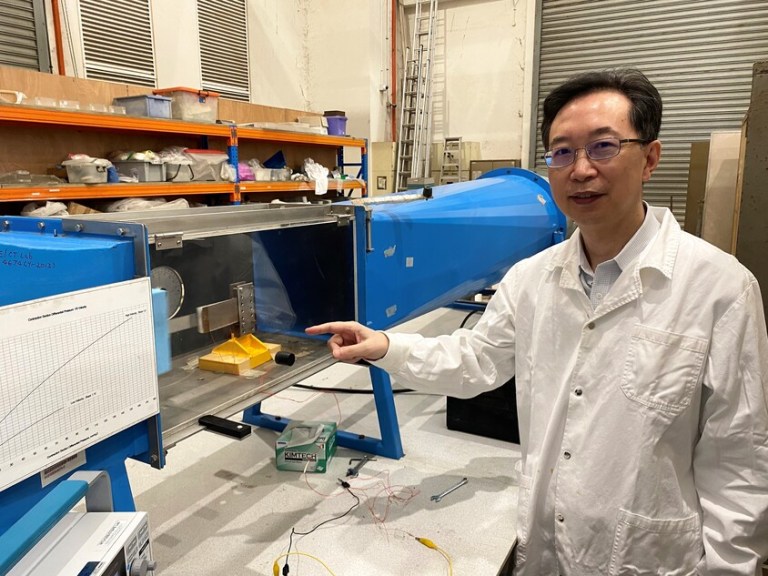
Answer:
[{"left": 326, "top": 115, "right": 348, "bottom": 136}]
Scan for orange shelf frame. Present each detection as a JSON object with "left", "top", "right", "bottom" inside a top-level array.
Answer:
[
  {"left": 0, "top": 182, "right": 235, "bottom": 202},
  {"left": 0, "top": 180, "right": 365, "bottom": 203},
  {"left": 0, "top": 105, "right": 367, "bottom": 148},
  {"left": 0, "top": 104, "right": 235, "bottom": 139},
  {"left": 238, "top": 180, "right": 365, "bottom": 194}
]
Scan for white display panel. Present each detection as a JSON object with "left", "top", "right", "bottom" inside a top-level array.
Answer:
[{"left": 0, "top": 278, "right": 159, "bottom": 491}]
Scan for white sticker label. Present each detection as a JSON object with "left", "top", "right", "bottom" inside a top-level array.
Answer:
[
  {"left": 406, "top": 257, "right": 414, "bottom": 268},
  {"left": 384, "top": 245, "right": 396, "bottom": 258},
  {"left": 41, "top": 451, "right": 86, "bottom": 487},
  {"left": 98, "top": 519, "right": 128, "bottom": 549},
  {"left": 537, "top": 194, "right": 547, "bottom": 205},
  {"left": 385, "top": 305, "right": 398, "bottom": 317}
]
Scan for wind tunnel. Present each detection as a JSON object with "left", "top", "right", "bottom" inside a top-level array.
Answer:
[{"left": 0, "top": 167, "right": 564, "bottom": 447}]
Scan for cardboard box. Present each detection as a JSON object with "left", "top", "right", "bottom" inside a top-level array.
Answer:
[
  {"left": 275, "top": 420, "right": 337, "bottom": 473},
  {"left": 67, "top": 201, "right": 100, "bottom": 215}
]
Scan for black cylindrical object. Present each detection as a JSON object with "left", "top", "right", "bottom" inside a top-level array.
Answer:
[{"left": 274, "top": 351, "right": 296, "bottom": 366}]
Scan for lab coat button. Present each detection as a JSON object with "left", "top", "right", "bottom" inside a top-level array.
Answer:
[
  {"left": 587, "top": 321, "right": 596, "bottom": 330},
  {"left": 574, "top": 388, "right": 583, "bottom": 396},
  {"left": 556, "top": 513, "right": 565, "bottom": 523},
  {"left": 563, "top": 451, "right": 571, "bottom": 460}
]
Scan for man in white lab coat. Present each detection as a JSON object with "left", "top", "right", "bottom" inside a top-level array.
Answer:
[{"left": 307, "top": 69, "right": 768, "bottom": 575}]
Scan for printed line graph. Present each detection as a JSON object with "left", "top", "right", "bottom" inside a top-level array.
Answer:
[
  {"left": 0, "top": 317, "right": 132, "bottom": 434},
  {"left": 0, "top": 278, "right": 159, "bottom": 490}
]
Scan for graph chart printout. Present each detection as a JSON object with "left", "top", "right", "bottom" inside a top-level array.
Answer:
[{"left": 0, "top": 278, "right": 159, "bottom": 491}]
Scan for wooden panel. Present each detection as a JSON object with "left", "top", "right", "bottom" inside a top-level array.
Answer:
[
  {"left": 218, "top": 98, "right": 318, "bottom": 124},
  {"left": 684, "top": 141, "right": 710, "bottom": 235},
  {"left": 0, "top": 64, "right": 322, "bottom": 123},
  {"left": 700, "top": 130, "right": 742, "bottom": 252},
  {"left": 0, "top": 65, "right": 149, "bottom": 105}
]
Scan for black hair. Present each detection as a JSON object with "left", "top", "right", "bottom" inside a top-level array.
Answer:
[{"left": 540, "top": 68, "right": 662, "bottom": 149}]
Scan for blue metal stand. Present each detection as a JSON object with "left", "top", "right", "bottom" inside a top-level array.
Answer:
[
  {"left": 242, "top": 364, "right": 404, "bottom": 459},
  {"left": 336, "top": 138, "right": 369, "bottom": 196}
]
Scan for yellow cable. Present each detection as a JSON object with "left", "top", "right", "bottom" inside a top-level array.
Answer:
[
  {"left": 416, "top": 537, "right": 454, "bottom": 575},
  {"left": 272, "top": 551, "right": 337, "bottom": 576}
]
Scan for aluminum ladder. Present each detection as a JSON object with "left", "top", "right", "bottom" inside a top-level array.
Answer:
[
  {"left": 439, "top": 136, "right": 462, "bottom": 184},
  {"left": 396, "top": 0, "right": 438, "bottom": 191}
]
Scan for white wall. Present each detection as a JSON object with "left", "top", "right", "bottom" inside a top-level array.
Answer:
[
  {"left": 301, "top": 0, "right": 531, "bottom": 172},
  {"left": 246, "top": 0, "right": 309, "bottom": 110},
  {"left": 152, "top": 1, "right": 202, "bottom": 88},
  {"left": 302, "top": 0, "right": 532, "bottom": 165},
  {"left": 57, "top": 0, "right": 84, "bottom": 78},
  {"left": 427, "top": 0, "right": 529, "bottom": 160},
  {"left": 303, "top": 1, "right": 389, "bottom": 171}
]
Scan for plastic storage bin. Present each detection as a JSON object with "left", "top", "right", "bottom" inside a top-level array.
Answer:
[
  {"left": 184, "top": 149, "right": 230, "bottom": 181},
  {"left": 152, "top": 87, "right": 219, "bottom": 123},
  {"left": 165, "top": 162, "right": 193, "bottom": 182},
  {"left": 112, "top": 160, "right": 166, "bottom": 182},
  {"left": 112, "top": 95, "right": 172, "bottom": 119},
  {"left": 325, "top": 115, "right": 348, "bottom": 136},
  {"left": 62, "top": 159, "right": 109, "bottom": 184}
]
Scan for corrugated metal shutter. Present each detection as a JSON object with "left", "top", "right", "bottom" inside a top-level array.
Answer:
[
  {"left": 198, "top": 0, "right": 250, "bottom": 102},
  {"left": 0, "top": 0, "right": 50, "bottom": 71},
  {"left": 79, "top": 0, "right": 156, "bottom": 86},
  {"left": 533, "top": 0, "right": 768, "bottom": 224}
]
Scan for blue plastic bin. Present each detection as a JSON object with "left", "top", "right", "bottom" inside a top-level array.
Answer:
[
  {"left": 326, "top": 115, "right": 348, "bottom": 136},
  {"left": 113, "top": 95, "right": 172, "bottom": 119}
]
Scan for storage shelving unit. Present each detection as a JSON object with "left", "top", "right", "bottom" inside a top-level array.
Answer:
[{"left": 0, "top": 104, "right": 367, "bottom": 207}]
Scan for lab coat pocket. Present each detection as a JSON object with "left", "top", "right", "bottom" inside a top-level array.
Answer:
[
  {"left": 609, "top": 509, "right": 702, "bottom": 576},
  {"left": 620, "top": 325, "right": 708, "bottom": 414},
  {"left": 514, "top": 472, "right": 532, "bottom": 566}
]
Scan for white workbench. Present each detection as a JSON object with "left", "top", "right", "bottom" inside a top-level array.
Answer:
[{"left": 126, "top": 309, "right": 520, "bottom": 575}]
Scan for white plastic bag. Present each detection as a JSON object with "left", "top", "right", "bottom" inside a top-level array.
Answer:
[
  {"left": 105, "top": 198, "right": 169, "bottom": 212},
  {"left": 303, "top": 158, "right": 329, "bottom": 195},
  {"left": 21, "top": 201, "right": 68, "bottom": 216}
]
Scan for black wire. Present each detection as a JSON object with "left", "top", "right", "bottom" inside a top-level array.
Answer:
[
  {"left": 460, "top": 309, "right": 482, "bottom": 329},
  {"left": 293, "top": 485, "right": 360, "bottom": 536},
  {"left": 293, "top": 383, "right": 413, "bottom": 394},
  {"left": 283, "top": 485, "right": 361, "bottom": 574},
  {"left": 284, "top": 530, "right": 294, "bottom": 575}
]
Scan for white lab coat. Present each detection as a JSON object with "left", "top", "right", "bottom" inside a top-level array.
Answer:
[{"left": 375, "top": 207, "right": 768, "bottom": 575}]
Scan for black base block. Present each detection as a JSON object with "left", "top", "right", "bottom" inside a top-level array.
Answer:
[
  {"left": 446, "top": 377, "right": 519, "bottom": 444},
  {"left": 198, "top": 415, "right": 252, "bottom": 439}
]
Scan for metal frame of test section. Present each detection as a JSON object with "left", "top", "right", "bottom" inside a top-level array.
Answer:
[{"left": 243, "top": 203, "right": 403, "bottom": 460}]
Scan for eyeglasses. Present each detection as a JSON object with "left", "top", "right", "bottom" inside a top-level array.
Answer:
[{"left": 544, "top": 137, "right": 650, "bottom": 168}]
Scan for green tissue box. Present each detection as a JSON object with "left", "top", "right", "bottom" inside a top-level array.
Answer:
[{"left": 275, "top": 420, "right": 337, "bottom": 473}]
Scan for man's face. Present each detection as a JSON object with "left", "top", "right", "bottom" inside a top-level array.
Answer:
[{"left": 545, "top": 90, "right": 660, "bottom": 234}]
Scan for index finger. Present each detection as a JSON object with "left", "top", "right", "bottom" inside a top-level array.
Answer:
[{"left": 305, "top": 322, "right": 352, "bottom": 335}]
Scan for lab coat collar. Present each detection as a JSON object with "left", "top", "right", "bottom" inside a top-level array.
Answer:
[{"left": 546, "top": 206, "right": 679, "bottom": 292}]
